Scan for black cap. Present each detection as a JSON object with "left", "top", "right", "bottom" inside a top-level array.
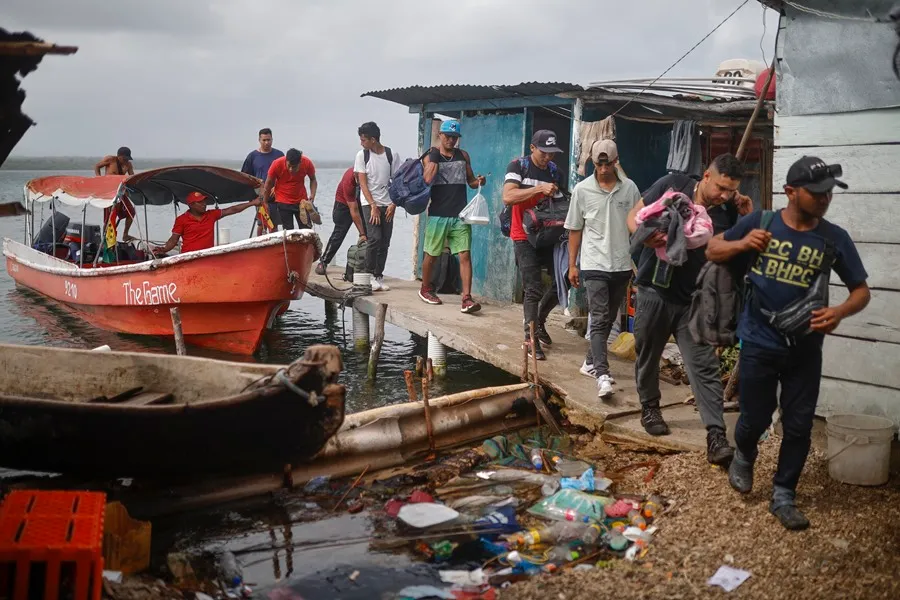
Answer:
[
  {"left": 786, "top": 156, "right": 848, "bottom": 193},
  {"left": 286, "top": 148, "right": 302, "bottom": 165},
  {"left": 531, "top": 130, "right": 563, "bottom": 154},
  {"left": 117, "top": 146, "right": 133, "bottom": 161}
]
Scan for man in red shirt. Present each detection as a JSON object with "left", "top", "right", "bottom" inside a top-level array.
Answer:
[
  {"left": 153, "top": 191, "right": 260, "bottom": 255},
  {"left": 316, "top": 166, "right": 367, "bottom": 275},
  {"left": 502, "top": 130, "right": 565, "bottom": 361},
  {"left": 261, "top": 148, "right": 320, "bottom": 230}
]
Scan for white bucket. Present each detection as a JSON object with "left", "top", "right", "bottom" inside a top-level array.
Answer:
[
  {"left": 352, "top": 272, "right": 372, "bottom": 287},
  {"left": 217, "top": 227, "right": 231, "bottom": 245},
  {"left": 826, "top": 413, "right": 896, "bottom": 486},
  {"left": 427, "top": 331, "right": 447, "bottom": 376}
]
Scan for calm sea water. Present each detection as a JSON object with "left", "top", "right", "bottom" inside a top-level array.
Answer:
[{"left": 0, "top": 163, "right": 516, "bottom": 415}]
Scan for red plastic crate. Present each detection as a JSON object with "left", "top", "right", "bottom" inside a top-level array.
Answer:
[{"left": 0, "top": 490, "right": 105, "bottom": 600}]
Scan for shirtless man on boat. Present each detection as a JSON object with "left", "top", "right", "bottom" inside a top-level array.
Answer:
[
  {"left": 152, "top": 191, "right": 261, "bottom": 255},
  {"left": 94, "top": 147, "right": 134, "bottom": 176}
]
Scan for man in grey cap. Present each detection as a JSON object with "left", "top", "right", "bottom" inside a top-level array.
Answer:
[
  {"left": 94, "top": 147, "right": 134, "bottom": 176},
  {"left": 502, "top": 129, "right": 566, "bottom": 361},
  {"left": 707, "top": 156, "right": 870, "bottom": 530},
  {"left": 565, "top": 139, "right": 640, "bottom": 399}
]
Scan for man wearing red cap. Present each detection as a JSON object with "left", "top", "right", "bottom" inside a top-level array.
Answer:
[{"left": 153, "top": 191, "right": 260, "bottom": 255}]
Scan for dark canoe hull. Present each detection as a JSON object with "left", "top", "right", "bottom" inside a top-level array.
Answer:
[{"left": 0, "top": 346, "right": 346, "bottom": 479}]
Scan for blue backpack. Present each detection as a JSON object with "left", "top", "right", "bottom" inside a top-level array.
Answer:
[
  {"left": 389, "top": 151, "right": 431, "bottom": 215},
  {"left": 498, "top": 157, "right": 560, "bottom": 237}
]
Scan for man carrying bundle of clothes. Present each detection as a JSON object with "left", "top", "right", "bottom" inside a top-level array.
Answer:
[{"left": 627, "top": 154, "right": 753, "bottom": 467}]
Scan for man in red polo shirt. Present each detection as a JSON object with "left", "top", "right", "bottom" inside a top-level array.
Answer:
[
  {"left": 153, "top": 191, "right": 260, "bottom": 255},
  {"left": 315, "top": 166, "right": 367, "bottom": 275},
  {"left": 262, "top": 147, "right": 321, "bottom": 230}
]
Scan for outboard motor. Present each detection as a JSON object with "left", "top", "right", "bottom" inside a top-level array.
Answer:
[
  {"left": 63, "top": 223, "right": 102, "bottom": 262},
  {"left": 33, "top": 213, "right": 71, "bottom": 256}
]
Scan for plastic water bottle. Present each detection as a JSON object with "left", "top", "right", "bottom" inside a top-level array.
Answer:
[
  {"left": 549, "top": 544, "right": 580, "bottom": 563},
  {"left": 541, "top": 505, "right": 592, "bottom": 523},
  {"left": 642, "top": 495, "right": 662, "bottom": 519},
  {"left": 516, "top": 522, "right": 585, "bottom": 547},
  {"left": 607, "top": 529, "right": 629, "bottom": 551},
  {"left": 580, "top": 523, "right": 604, "bottom": 546},
  {"left": 530, "top": 448, "right": 544, "bottom": 471},
  {"left": 628, "top": 509, "right": 648, "bottom": 530},
  {"left": 217, "top": 550, "right": 243, "bottom": 588}
]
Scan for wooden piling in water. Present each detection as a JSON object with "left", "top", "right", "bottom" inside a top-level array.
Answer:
[
  {"left": 422, "top": 373, "right": 435, "bottom": 457},
  {"left": 324, "top": 299, "right": 337, "bottom": 319},
  {"left": 367, "top": 303, "right": 387, "bottom": 380},
  {"left": 170, "top": 307, "right": 186, "bottom": 356},
  {"left": 404, "top": 370, "right": 418, "bottom": 402}
]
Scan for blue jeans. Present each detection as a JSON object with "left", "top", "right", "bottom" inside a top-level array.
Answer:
[{"left": 734, "top": 339, "right": 823, "bottom": 492}]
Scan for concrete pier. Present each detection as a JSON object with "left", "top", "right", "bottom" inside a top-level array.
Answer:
[{"left": 305, "top": 271, "right": 732, "bottom": 452}]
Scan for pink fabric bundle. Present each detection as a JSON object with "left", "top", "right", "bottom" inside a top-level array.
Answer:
[{"left": 635, "top": 189, "right": 713, "bottom": 264}]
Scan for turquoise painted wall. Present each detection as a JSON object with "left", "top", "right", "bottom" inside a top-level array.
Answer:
[
  {"left": 460, "top": 112, "right": 526, "bottom": 302},
  {"left": 413, "top": 111, "right": 526, "bottom": 302}
]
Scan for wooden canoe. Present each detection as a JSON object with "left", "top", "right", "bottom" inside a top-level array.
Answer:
[{"left": 0, "top": 344, "right": 346, "bottom": 478}]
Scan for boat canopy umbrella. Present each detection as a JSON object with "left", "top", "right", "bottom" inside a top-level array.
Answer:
[
  {"left": 125, "top": 165, "right": 261, "bottom": 206},
  {"left": 25, "top": 175, "right": 126, "bottom": 208},
  {"left": 24, "top": 166, "right": 262, "bottom": 209}
]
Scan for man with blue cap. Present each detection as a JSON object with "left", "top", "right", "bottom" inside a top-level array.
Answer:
[{"left": 419, "top": 119, "right": 486, "bottom": 313}]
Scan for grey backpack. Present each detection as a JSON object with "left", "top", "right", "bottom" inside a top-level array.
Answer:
[{"left": 688, "top": 210, "right": 774, "bottom": 346}]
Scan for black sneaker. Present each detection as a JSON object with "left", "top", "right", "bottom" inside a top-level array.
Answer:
[
  {"left": 771, "top": 504, "right": 810, "bottom": 531},
  {"left": 523, "top": 336, "right": 546, "bottom": 361},
  {"left": 536, "top": 322, "right": 553, "bottom": 346},
  {"left": 706, "top": 428, "right": 735, "bottom": 467},
  {"left": 728, "top": 449, "right": 754, "bottom": 494},
  {"left": 640, "top": 406, "right": 670, "bottom": 436}
]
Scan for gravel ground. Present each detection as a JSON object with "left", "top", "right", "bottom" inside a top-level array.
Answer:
[{"left": 502, "top": 436, "right": 900, "bottom": 600}]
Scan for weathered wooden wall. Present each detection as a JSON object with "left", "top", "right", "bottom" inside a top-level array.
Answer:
[{"left": 773, "top": 107, "right": 900, "bottom": 423}]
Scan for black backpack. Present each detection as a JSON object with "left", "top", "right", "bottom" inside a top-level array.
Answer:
[
  {"left": 499, "top": 157, "right": 560, "bottom": 238},
  {"left": 522, "top": 195, "right": 570, "bottom": 249},
  {"left": 688, "top": 210, "right": 774, "bottom": 347}
]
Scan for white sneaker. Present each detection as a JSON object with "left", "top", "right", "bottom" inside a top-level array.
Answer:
[
  {"left": 371, "top": 277, "right": 383, "bottom": 292},
  {"left": 580, "top": 361, "right": 598, "bottom": 378},
  {"left": 375, "top": 277, "right": 390, "bottom": 291},
  {"left": 597, "top": 374, "right": 614, "bottom": 399}
]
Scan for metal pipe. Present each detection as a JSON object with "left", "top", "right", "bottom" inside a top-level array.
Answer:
[
  {"left": 50, "top": 198, "right": 56, "bottom": 257},
  {"left": 79, "top": 204, "right": 86, "bottom": 267}
]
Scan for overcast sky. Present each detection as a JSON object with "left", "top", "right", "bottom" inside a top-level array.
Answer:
[{"left": 5, "top": 0, "right": 778, "bottom": 162}]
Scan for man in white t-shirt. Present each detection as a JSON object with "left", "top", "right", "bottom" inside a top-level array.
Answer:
[
  {"left": 565, "top": 140, "right": 640, "bottom": 399},
  {"left": 354, "top": 121, "right": 402, "bottom": 291}
]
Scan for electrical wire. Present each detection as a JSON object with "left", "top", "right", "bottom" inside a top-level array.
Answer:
[
  {"left": 760, "top": 2, "right": 769, "bottom": 64},
  {"left": 608, "top": 0, "right": 751, "bottom": 119},
  {"left": 782, "top": 0, "right": 876, "bottom": 22}
]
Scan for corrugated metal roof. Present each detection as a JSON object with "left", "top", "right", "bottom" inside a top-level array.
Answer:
[{"left": 362, "top": 82, "right": 584, "bottom": 106}]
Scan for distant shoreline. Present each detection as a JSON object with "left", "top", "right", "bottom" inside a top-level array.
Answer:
[{"left": 1, "top": 157, "right": 353, "bottom": 171}]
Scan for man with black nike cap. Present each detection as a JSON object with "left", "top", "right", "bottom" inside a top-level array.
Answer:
[
  {"left": 707, "top": 156, "right": 870, "bottom": 530},
  {"left": 503, "top": 129, "right": 566, "bottom": 361}
]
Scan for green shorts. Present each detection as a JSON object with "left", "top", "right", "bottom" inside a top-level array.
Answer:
[{"left": 424, "top": 216, "right": 471, "bottom": 257}]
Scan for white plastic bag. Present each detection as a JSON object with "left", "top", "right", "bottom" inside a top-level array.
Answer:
[{"left": 459, "top": 186, "right": 490, "bottom": 225}]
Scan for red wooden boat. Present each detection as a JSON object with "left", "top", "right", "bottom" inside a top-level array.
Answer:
[{"left": 3, "top": 166, "right": 322, "bottom": 355}]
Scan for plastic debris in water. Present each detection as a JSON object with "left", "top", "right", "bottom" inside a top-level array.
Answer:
[{"left": 303, "top": 476, "right": 330, "bottom": 493}]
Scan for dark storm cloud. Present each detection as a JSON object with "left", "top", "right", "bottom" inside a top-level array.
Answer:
[{"left": 5, "top": 0, "right": 779, "bottom": 161}]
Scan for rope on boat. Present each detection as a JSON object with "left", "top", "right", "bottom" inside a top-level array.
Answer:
[{"left": 275, "top": 369, "right": 320, "bottom": 407}]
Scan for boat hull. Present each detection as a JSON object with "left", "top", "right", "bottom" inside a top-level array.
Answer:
[
  {"left": 0, "top": 344, "right": 346, "bottom": 478},
  {"left": 3, "top": 232, "right": 320, "bottom": 355}
]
